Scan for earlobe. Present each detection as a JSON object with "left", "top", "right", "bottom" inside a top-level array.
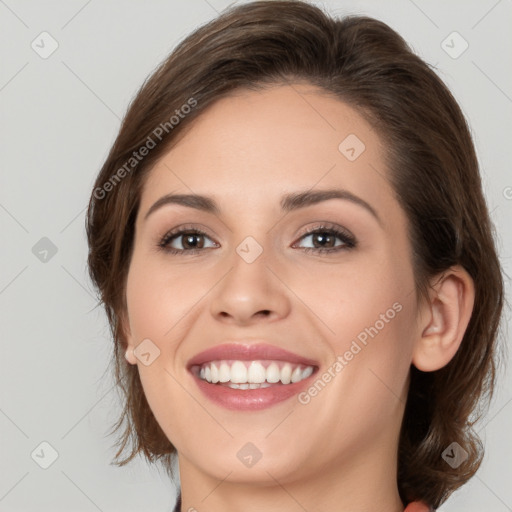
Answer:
[
  {"left": 412, "top": 266, "right": 475, "bottom": 372},
  {"left": 125, "top": 347, "right": 137, "bottom": 365}
]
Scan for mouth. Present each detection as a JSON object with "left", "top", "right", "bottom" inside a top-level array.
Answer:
[
  {"left": 187, "top": 343, "right": 319, "bottom": 410},
  {"left": 191, "top": 360, "right": 315, "bottom": 388}
]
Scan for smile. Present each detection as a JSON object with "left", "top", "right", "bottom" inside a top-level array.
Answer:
[
  {"left": 193, "top": 360, "right": 315, "bottom": 388},
  {"left": 187, "top": 342, "right": 319, "bottom": 410}
]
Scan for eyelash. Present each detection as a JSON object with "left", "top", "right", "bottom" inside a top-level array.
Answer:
[{"left": 157, "top": 223, "right": 357, "bottom": 256}]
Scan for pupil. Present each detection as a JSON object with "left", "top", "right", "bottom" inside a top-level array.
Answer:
[
  {"left": 314, "top": 233, "right": 333, "bottom": 248},
  {"left": 184, "top": 234, "right": 203, "bottom": 249}
]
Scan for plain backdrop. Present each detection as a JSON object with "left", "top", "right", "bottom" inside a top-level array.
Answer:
[{"left": 1, "top": 0, "right": 511, "bottom": 510}]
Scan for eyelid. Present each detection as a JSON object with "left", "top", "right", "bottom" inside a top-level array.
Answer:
[
  {"left": 292, "top": 222, "right": 356, "bottom": 245},
  {"left": 159, "top": 223, "right": 216, "bottom": 241}
]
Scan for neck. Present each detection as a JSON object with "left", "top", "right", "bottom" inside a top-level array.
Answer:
[{"left": 177, "top": 440, "right": 405, "bottom": 512}]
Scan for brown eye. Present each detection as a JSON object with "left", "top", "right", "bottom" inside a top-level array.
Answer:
[
  {"left": 159, "top": 229, "right": 218, "bottom": 254},
  {"left": 294, "top": 225, "right": 356, "bottom": 254},
  {"left": 307, "top": 232, "right": 338, "bottom": 249},
  {"left": 179, "top": 233, "right": 206, "bottom": 250}
]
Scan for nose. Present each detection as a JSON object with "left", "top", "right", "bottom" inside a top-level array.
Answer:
[{"left": 209, "top": 250, "right": 291, "bottom": 326}]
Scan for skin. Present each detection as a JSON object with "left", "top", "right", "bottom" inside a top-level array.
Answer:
[{"left": 123, "top": 83, "right": 475, "bottom": 512}]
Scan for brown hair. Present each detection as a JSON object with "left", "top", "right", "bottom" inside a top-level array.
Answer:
[{"left": 86, "top": 1, "right": 505, "bottom": 508}]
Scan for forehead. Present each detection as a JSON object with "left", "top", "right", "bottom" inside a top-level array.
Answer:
[{"left": 139, "top": 84, "right": 396, "bottom": 218}]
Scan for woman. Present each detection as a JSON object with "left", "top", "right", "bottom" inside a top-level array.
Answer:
[{"left": 86, "top": 1, "right": 504, "bottom": 510}]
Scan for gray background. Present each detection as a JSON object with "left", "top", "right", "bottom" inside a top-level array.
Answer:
[{"left": 0, "top": 0, "right": 511, "bottom": 510}]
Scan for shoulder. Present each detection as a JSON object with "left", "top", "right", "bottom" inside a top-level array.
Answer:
[{"left": 404, "top": 502, "right": 432, "bottom": 512}]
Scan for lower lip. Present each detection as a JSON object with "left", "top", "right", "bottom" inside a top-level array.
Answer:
[{"left": 191, "top": 372, "right": 317, "bottom": 411}]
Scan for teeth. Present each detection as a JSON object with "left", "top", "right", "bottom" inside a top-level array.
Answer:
[
  {"left": 219, "top": 362, "right": 230, "bottom": 383},
  {"left": 301, "top": 366, "right": 313, "bottom": 379},
  {"left": 249, "top": 382, "right": 270, "bottom": 389},
  {"left": 197, "top": 360, "right": 315, "bottom": 387},
  {"left": 266, "top": 362, "right": 280, "bottom": 383},
  {"left": 291, "top": 366, "right": 302, "bottom": 383},
  {"left": 280, "top": 363, "right": 292, "bottom": 384},
  {"left": 247, "top": 361, "right": 267, "bottom": 383},
  {"left": 227, "top": 382, "right": 272, "bottom": 389},
  {"left": 210, "top": 363, "right": 219, "bottom": 383},
  {"left": 230, "top": 361, "right": 247, "bottom": 383}
]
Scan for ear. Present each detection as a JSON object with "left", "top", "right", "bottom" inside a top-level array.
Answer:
[
  {"left": 119, "top": 309, "right": 138, "bottom": 365},
  {"left": 412, "top": 265, "right": 475, "bottom": 372}
]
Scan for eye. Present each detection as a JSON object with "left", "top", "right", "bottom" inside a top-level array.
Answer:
[
  {"left": 158, "top": 226, "right": 218, "bottom": 254},
  {"left": 157, "top": 223, "right": 356, "bottom": 255},
  {"left": 293, "top": 223, "right": 356, "bottom": 254}
]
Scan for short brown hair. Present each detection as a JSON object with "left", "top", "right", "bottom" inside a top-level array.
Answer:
[{"left": 86, "top": 1, "right": 505, "bottom": 507}]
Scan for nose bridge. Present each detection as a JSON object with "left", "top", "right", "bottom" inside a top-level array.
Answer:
[{"left": 209, "top": 234, "right": 290, "bottom": 324}]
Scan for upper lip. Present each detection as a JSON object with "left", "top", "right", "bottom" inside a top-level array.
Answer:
[{"left": 187, "top": 342, "right": 319, "bottom": 369}]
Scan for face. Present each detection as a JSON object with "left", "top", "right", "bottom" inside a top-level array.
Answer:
[{"left": 124, "top": 83, "right": 421, "bottom": 489}]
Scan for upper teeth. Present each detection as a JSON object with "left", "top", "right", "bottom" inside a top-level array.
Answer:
[{"left": 198, "top": 360, "right": 314, "bottom": 385}]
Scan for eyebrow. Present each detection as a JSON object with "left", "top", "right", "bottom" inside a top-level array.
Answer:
[{"left": 144, "top": 188, "right": 381, "bottom": 225}]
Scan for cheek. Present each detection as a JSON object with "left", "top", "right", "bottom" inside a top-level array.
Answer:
[
  {"left": 309, "top": 304, "right": 416, "bottom": 447},
  {"left": 294, "top": 251, "right": 412, "bottom": 339},
  {"left": 302, "top": 251, "right": 416, "bottom": 392},
  {"left": 125, "top": 252, "right": 212, "bottom": 342},
  {"left": 124, "top": 256, "right": 199, "bottom": 446}
]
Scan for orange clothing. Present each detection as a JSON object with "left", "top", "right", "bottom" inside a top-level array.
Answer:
[{"left": 405, "top": 502, "right": 431, "bottom": 511}]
